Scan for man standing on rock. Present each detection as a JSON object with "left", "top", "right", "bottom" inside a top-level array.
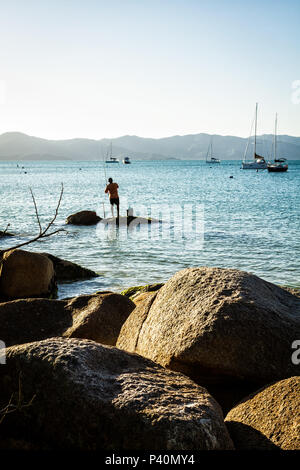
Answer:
[{"left": 105, "top": 178, "right": 120, "bottom": 218}]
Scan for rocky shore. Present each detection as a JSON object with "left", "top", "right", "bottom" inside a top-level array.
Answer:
[{"left": 0, "top": 249, "right": 299, "bottom": 450}]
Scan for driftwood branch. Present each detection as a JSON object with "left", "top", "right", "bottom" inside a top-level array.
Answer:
[{"left": 0, "top": 183, "right": 64, "bottom": 255}]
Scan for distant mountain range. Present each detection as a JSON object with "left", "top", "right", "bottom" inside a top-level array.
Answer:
[{"left": 0, "top": 131, "right": 299, "bottom": 161}]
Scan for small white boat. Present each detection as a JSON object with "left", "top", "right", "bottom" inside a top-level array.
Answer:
[
  {"left": 242, "top": 103, "right": 267, "bottom": 169},
  {"left": 106, "top": 156, "right": 119, "bottom": 163},
  {"left": 122, "top": 157, "right": 131, "bottom": 164}
]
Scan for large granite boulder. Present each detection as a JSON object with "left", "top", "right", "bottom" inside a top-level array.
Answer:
[
  {"left": 41, "top": 252, "right": 98, "bottom": 282},
  {"left": 117, "top": 267, "right": 300, "bottom": 389},
  {"left": 0, "top": 250, "right": 56, "bottom": 300},
  {"left": 225, "top": 377, "right": 300, "bottom": 450},
  {"left": 66, "top": 211, "right": 101, "bottom": 225},
  {"left": 0, "top": 292, "right": 135, "bottom": 347},
  {"left": 0, "top": 338, "right": 234, "bottom": 450}
]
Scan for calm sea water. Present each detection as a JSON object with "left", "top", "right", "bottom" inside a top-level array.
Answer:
[{"left": 1, "top": 159, "right": 299, "bottom": 299}]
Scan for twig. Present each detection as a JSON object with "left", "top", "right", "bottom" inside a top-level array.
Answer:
[
  {"left": 0, "top": 373, "right": 36, "bottom": 425},
  {"left": 30, "top": 188, "right": 42, "bottom": 235},
  {"left": 0, "top": 183, "right": 64, "bottom": 255}
]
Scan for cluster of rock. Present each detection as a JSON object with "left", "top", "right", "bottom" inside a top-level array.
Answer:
[
  {"left": 0, "top": 262, "right": 299, "bottom": 450},
  {"left": 0, "top": 249, "right": 98, "bottom": 301}
]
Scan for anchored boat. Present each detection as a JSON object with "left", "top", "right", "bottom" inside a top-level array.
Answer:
[
  {"left": 267, "top": 114, "right": 288, "bottom": 173},
  {"left": 242, "top": 103, "right": 267, "bottom": 169},
  {"left": 206, "top": 137, "right": 220, "bottom": 163},
  {"left": 105, "top": 142, "right": 119, "bottom": 163}
]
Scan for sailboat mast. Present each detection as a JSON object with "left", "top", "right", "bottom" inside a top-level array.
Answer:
[
  {"left": 274, "top": 113, "right": 277, "bottom": 161},
  {"left": 254, "top": 102, "right": 258, "bottom": 159}
]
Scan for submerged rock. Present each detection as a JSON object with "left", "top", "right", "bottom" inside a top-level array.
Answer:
[
  {"left": 225, "top": 377, "right": 300, "bottom": 450},
  {"left": 117, "top": 267, "right": 300, "bottom": 407},
  {"left": 66, "top": 210, "right": 101, "bottom": 225},
  {"left": 0, "top": 338, "right": 234, "bottom": 450},
  {"left": 0, "top": 249, "right": 56, "bottom": 300},
  {"left": 0, "top": 292, "right": 135, "bottom": 348},
  {"left": 0, "top": 231, "right": 14, "bottom": 238}
]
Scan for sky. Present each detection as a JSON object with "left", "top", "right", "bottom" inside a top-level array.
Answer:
[{"left": 0, "top": 0, "right": 299, "bottom": 140}]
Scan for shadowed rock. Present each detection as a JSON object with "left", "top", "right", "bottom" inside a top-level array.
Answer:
[
  {"left": 41, "top": 252, "right": 98, "bottom": 282},
  {"left": 0, "top": 338, "right": 234, "bottom": 450},
  {"left": 63, "top": 292, "right": 135, "bottom": 345},
  {"left": 0, "top": 250, "right": 56, "bottom": 300},
  {"left": 0, "top": 292, "right": 135, "bottom": 347}
]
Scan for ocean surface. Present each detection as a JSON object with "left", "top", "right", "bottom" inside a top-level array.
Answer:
[{"left": 1, "top": 159, "right": 299, "bottom": 299}]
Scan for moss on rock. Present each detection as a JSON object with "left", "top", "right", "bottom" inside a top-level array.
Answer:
[{"left": 121, "top": 283, "right": 164, "bottom": 300}]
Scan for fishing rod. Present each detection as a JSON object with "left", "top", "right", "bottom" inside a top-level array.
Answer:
[{"left": 99, "top": 143, "right": 108, "bottom": 218}]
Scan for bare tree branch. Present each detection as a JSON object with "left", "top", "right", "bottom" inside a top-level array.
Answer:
[
  {"left": 30, "top": 188, "right": 42, "bottom": 235},
  {"left": 0, "top": 183, "right": 64, "bottom": 255}
]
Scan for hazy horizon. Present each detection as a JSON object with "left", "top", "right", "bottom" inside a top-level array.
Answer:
[
  {"left": 1, "top": 0, "right": 299, "bottom": 140},
  {"left": 1, "top": 129, "right": 300, "bottom": 141}
]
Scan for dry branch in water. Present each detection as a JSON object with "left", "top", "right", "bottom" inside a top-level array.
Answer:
[{"left": 0, "top": 183, "right": 64, "bottom": 255}]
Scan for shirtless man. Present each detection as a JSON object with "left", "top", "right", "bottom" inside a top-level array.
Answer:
[{"left": 105, "top": 178, "right": 120, "bottom": 218}]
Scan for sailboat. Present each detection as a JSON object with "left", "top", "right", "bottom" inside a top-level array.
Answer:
[
  {"left": 242, "top": 103, "right": 267, "bottom": 169},
  {"left": 206, "top": 137, "right": 220, "bottom": 163},
  {"left": 105, "top": 142, "right": 119, "bottom": 163},
  {"left": 267, "top": 114, "right": 288, "bottom": 172}
]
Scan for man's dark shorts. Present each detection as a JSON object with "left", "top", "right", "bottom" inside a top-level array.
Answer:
[{"left": 110, "top": 197, "right": 119, "bottom": 207}]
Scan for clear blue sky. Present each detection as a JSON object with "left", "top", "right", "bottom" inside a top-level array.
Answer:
[{"left": 0, "top": 0, "right": 299, "bottom": 139}]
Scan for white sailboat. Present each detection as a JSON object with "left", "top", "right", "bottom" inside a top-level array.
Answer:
[
  {"left": 206, "top": 137, "right": 220, "bottom": 163},
  {"left": 267, "top": 113, "right": 288, "bottom": 172},
  {"left": 242, "top": 103, "right": 267, "bottom": 169},
  {"left": 105, "top": 142, "right": 119, "bottom": 163}
]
